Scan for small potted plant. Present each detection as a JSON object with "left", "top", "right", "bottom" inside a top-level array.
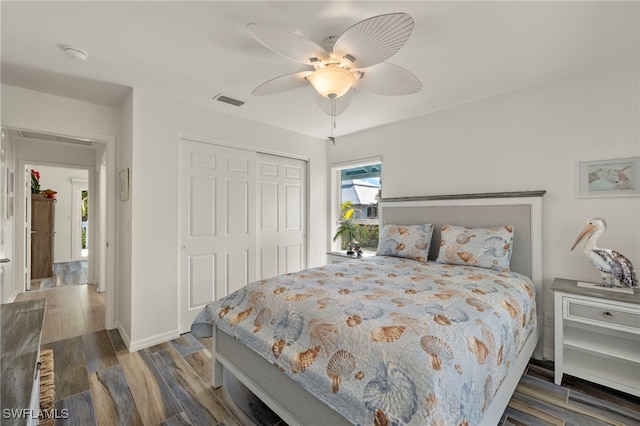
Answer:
[
  {"left": 333, "top": 218, "right": 359, "bottom": 255},
  {"left": 333, "top": 201, "right": 360, "bottom": 255}
]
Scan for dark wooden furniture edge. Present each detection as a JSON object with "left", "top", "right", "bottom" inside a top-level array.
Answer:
[
  {"left": 379, "top": 190, "right": 547, "bottom": 203},
  {"left": 1, "top": 298, "right": 46, "bottom": 425}
]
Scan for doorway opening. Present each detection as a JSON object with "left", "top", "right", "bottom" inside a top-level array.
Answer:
[
  {"left": 2, "top": 123, "right": 115, "bottom": 331},
  {"left": 27, "top": 164, "right": 90, "bottom": 290}
]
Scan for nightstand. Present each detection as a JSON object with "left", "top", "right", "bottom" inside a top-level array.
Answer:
[
  {"left": 327, "top": 251, "right": 376, "bottom": 264},
  {"left": 551, "top": 278, "right": 640, "bottom": 396}
]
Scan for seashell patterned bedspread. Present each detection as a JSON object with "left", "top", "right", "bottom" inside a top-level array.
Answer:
[{"left": 192, "top": 256, "right": 536, "bottom": 425}]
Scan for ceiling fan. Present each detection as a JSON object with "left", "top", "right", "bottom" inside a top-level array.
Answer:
[{"left": 247, "top": 12, "right": 422, "bottom": 119}]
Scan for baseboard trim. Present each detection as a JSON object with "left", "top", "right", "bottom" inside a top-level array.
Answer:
[
  {"left": 115, "top": 321, "right": 132, "bottom": 351},
  {"left": 128, "top": 329, "right": 181, "bottom": 353}
]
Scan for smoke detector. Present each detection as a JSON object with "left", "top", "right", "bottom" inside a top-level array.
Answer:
[{"left": 63, "top": 46, "right": 88, "bottom": 61}]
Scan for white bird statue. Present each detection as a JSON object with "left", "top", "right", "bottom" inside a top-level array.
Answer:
[{"left": 571, "top": 217, "right": 638, "bottom": 288}]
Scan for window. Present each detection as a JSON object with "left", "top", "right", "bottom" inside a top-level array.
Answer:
[
  {"left": 81, "top": 190, "right": 88, "bottom": 256},
  {"left": 332, "top": 159, "right": 382, "bottom": 252}
]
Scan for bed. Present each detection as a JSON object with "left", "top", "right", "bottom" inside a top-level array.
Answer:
[{"left": 192, "top": 191, "right": 545, "bottom": 425}]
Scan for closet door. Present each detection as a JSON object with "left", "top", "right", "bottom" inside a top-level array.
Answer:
[
  {"left": 257, "top": 153, "right": 307, "bottom": 279},
  {"left": 178, "top": 139, "right": 256, "bottom": 332}
]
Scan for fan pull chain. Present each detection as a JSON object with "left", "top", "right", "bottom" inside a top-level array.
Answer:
[{"left": 329, "top": 95, "right": 336, "bottom": 145}]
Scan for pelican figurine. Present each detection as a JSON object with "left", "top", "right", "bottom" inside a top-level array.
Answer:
[{"left": 571, "top": 217, "right": 638, "bottom": 287}]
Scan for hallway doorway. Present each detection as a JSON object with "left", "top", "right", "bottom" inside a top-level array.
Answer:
[
  {"left": 1, "top": 126, "right": 115, "bottom": 331},
  {"left": 26, "top": 164, "right": 90, "bottom": 291}
]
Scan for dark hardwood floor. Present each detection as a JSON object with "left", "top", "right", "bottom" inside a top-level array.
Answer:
[
  {"left": 14, "top": 285, "right": 640, "bottom": 425},
  {"left": 504, "top": 361, "right": 639, "bottom": 426},
  {"left": 43, "top": 329, "right": 249, "bottom": 425}
]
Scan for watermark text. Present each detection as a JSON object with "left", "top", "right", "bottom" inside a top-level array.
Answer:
[{"left": 2, "top": 408, "right": 69, "bottom": 420}]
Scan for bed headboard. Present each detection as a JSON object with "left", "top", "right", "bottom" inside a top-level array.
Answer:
[{"left": 378, "top": 190, "right": 545, "bottom": 285}]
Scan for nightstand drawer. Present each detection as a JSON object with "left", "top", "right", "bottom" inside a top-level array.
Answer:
[{"left": 565, "top": 298, "right": 640, "bottom": 332}]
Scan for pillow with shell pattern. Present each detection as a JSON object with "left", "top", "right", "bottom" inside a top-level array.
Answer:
[
  {"left": 376, "top": 224, "right": 434, "bottom": 263},
  {"left": 436, "top": 224, "right": 514, "bottom": 272}
]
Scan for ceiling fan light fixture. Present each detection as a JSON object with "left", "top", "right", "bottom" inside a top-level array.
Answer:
[{"left": 307, "top": 64, "right": 355, "bottom": 98}]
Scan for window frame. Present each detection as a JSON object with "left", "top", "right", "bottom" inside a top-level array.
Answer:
[{"left": 330, "top": 156, "right": 382, "bottom": 251}]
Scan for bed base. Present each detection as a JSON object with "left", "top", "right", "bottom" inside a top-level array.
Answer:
[
  {"left": 212, "top": 328, "right": 349, "bottom": 426},
  {"left": 212, "top": 325, "right": 540, "bottom": 426}
]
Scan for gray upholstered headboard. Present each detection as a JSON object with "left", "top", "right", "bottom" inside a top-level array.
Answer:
[{"left": 377, "top": 191, "right": 545, "bottom": 279}]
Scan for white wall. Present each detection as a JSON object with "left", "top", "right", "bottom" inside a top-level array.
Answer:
[
  {"left": 31, "top": 165, "right": 88, "bottom": 263},
  {"left": 1, "top": 85, "right": 120, "bottom": 141},
  {"left": 123, "top": 89, "right": 328, "bottom": 350},
  {"left": 328, "top": 60, "right": 640, "bottom": 359},
  {"left": 116, "top": 91, "right": 133, "bottom": 345}
]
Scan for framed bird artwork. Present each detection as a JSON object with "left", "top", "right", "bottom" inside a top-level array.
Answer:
[{"left": 577, "top": 156, "right": 640, "bottom": 198}]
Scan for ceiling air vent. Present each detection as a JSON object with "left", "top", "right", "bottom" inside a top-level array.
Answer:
[{"left": 213, "top": 93, "right": 245, "bottom": 107}]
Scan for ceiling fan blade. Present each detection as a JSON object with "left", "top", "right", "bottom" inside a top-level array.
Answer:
[
  {"left": 353, "top": 63, "right": 422, "bottom": 96},
  {"left": 333, "top": 13, "right": 415, "bottom": 69},
  {"left": 316, "top": 90, "right": 353, "bottom": 116},
  {"left": 251, "top": 71, "right": 312, "bottom": 96},
  {"left": 247, "top": 23, "right": 330, "bottom": 65}
]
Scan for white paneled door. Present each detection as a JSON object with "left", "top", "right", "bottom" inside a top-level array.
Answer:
[
  {"left": 257, "top": 154, "right": 307, "bottom": 279},
  {"left": 0, "top": 131, "right": 6, "bottom": 302},
  {"left": 179, "top": 140, "right": 257, "bottom": 332}
]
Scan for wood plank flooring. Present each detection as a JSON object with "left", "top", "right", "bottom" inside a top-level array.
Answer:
[
  {"left": 15, "top": 283, "right": 104, "bottom": 344},
  {"left": 40, "top": 328, "right": 248, "bottom": 425},
  {"left": 504, "top": 362, "right": 640, "bottom": 426},
  {"left": 10, "top": 285, "right": 640, "bottom": 425}
]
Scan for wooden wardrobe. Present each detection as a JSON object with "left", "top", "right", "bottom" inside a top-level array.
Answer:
[{"left": 31, "top": 195, "right": 55, "bottom": 279}]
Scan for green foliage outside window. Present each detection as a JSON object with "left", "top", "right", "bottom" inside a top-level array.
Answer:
[
  {"left": 81, "top": 190, "right": 88, "bottom": 250},
  {"left": 334, "top": 201, "right": 379, "bottom": 252},
  {"left": 355, "top": 224, "right": 379, "bottom": 252},
  {"left": 81, "top": 190, "right": 88, "bottom": 220}
]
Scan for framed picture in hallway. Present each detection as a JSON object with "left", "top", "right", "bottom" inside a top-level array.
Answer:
[{"left": 119, "top": 168, "right": 129, "bottom": 201}]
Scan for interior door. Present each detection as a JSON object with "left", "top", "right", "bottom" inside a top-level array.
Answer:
[
  {"left": 179, "top": 139, "right": 256, "bottom": 332},
  {"left": 0, "top": 130, "right": 7, "bottom": 301},
  {"left": 25, "top": 168, "right": 32, "bottom": 290},
  {"left": 257, "top": 153, "right": 307, "bottom": 279}
]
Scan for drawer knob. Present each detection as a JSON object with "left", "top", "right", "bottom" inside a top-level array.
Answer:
[{"left": 602, "top": 311, "right": 614, "bottom": 318}]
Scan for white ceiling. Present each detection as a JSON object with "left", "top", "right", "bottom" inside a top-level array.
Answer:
[{"left": 1, "top": 1, "right": 638, "bottom": 140}]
